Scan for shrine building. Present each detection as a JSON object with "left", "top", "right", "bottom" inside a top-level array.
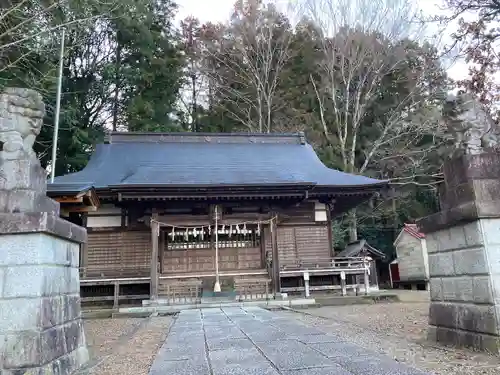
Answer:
[{"left": 47, "top": 132, "right": 388, "bottom": 307}]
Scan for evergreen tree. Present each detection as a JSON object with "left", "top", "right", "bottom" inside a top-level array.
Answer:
[
  {"left": 1, "top": 0, "right": 186, "bottom": 175},
  {"left": 112, "top": 0, "right": 185, "bottom": 132}
]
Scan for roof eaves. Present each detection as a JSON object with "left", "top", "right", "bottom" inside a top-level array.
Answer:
[
  {"left": 364, "top": 243, "right": 386, "bottom": 259},
  {"left": 106, "top": 182, "right": 316, "bottom": 189},
  {"left": 46, "top": 183, "right": 95, "bottom": 196},
  {"left": 313, "top": 181, "right": 390, "bottom": 191}
]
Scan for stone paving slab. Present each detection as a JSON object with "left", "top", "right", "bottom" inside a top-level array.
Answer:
[{"left": 148, "top": 307, "right": 431, "bottom": 375}]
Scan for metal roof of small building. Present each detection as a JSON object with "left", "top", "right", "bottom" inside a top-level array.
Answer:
[
  {"left": 47, "top": 132, "right": 388, "bottom": 193},
  {"left": 336, "top": 239, "right": 386, "bottom": 259}
]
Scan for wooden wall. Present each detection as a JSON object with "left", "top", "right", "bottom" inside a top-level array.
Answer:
[
  {"left": 83, "top": 230, "right": 151, "bottom": 278},
  {"left": 81, "top": 199, "right": 331, "bottom": 279},
  {"left": 265, "top": 225, "right": 331, "bottom": 267},
  {"left": 264, "top": 202, "right": 332, "bottom": 267},
  {"left": 162, "top": 247, "right": 262, "bottom": 274},
  {"left": 279, "top": 202, "right": 315, "bottom": 224}
]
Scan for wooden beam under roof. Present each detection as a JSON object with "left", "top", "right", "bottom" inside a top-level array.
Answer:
[
  {"left": 61, "top": 205, "right": 98, "bottom": 213},
  {"left": 55, "top": 196, "right": 84, "bottom": 204},
  {"left": 51, "top": 187, "right": 101, "bottom": 214}
]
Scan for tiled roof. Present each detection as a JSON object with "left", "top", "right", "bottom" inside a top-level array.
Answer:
[
  {"left": 47, "top": 132, "right": 388, "bottom": 193},
  {"left": 403, "top": 224, "right": 425, "bottom": 239}
]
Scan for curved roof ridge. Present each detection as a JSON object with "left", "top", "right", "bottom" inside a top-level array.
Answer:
[{"left": 106, "top": 131, "right": 307, "bottom": 145}]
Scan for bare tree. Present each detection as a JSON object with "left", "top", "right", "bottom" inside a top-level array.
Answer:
[
  {"left": 299, "top": 0, "right": 448, "bottom": 241},
  {"left": 200, "top": 0, "right": 293, "bottom": 133},
  {"left": 0, "top": 0, "right": 118, "bottom": 78}
]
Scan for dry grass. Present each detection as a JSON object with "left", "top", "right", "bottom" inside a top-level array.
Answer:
[
  {"left": 278, "top": 301, "right": 500, "bottom": 375},
  {"left": 79, "top": 316, "right": 172, "bottom": 375}
]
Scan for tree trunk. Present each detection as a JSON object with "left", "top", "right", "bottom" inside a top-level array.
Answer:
[
  {"left": 347, "top": 208, "right": 358, "bottom": 243},
  {"left": 191, "top": 71, "right": 197, "bottom": 132},
  {"left": 392, "top": 189, "right": 398, "bottom": 243}
]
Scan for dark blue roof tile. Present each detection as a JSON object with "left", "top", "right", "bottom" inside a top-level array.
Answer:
[{"left": 47, "top": 132, "right": 387, "bottom": 193}]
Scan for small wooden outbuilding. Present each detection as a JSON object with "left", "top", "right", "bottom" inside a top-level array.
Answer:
[{"left": 391, "top": 223, "right": 429, "bottom": 290}]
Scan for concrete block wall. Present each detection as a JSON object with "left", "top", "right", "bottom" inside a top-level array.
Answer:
[
  {"left": 426, "top": 219, "right": 500, "bottom": 353},
  {"left": 0, "top": 232, "right": 89, "bottom": 374}
]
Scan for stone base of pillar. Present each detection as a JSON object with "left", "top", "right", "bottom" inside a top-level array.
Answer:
[
  {"left": 423, "top": 219, "right": 500, "bottom": 353},
  {"left": 418, "top": 153, "right": 500, "bottom": 354},
  {"left": 0, "top": 212, "right": 89, "bottom": 375}
]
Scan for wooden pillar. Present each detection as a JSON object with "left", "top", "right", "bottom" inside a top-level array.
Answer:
[
  {"left": 326, "top": 202, "right": 334, "bottom": 257},
  {"left": 80, "top": 213, "right": 88, "bottom": 278},
  {"left": 271, "top": 214, "right": 280, "bottom": 295},
  {"left": 150, "top": 214, "right": 159, "bottom": 301},
  {"left": 370, "top": 261, "right": 378, "bottom": 288},
  {"left": 260, "top": 226, "right": 266, "bottom": 269},
  {"left": 113, "top": 281, "right": 119, "bottom": 309},
  {"left": 159, "top": 230, "right": 165, "bottom": 274},
  {"left": 364, "top": 259, "right": 370, "bottom": 295}
]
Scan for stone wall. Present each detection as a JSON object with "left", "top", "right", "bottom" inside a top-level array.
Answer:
[
  {"left": 425, "top": 220, "right": 500, "bottom": 352},
  {"left": 0, "top": 229, "right": 89, "bottom": 374},
  {"left": 418, "top": 152, "right": 500, "bottom": 353}
]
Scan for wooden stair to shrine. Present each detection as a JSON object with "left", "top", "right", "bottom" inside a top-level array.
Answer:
[
  {"left": 157, "top": 269, "right": 271, "bottom": 303},
  {"left": 158, "top": 278, "right": 202, "bottom": 304},
  {"left": 233, "top": 273, "right": 271, "bottom": 301}
]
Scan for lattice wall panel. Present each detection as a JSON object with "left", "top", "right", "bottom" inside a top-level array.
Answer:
[
  {"left": 294, "top": 226, "right": 330, "bottom": 260},
  {"left": 265, "top": 225, "right": 331, "bottom": 267},
  {"left": 86, "top": 230, "right": 151, "bottom": 276}
]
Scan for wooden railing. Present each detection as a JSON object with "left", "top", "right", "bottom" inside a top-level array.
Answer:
[
  {"left": 280, "top": 256, "right": 368, "bottom": 274},
  {"left": 80, "top": 279, "right": 150, "bottom": 309},
  {"left": 235, "top": 278, "right": 271, "bottom": 301},
  {"left": 279, "top": 256, "right": 371, "bottom": 297},
  {"left": 80, "top": 264, "right": 150, "bottom": 280},
  {"left": 161, "top": 257, "right": 264, "bottom": 276}
]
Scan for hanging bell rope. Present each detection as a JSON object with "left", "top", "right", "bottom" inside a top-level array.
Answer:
[
  {"left": 151, "top": 215, "right": 278, "bottom": 239},
  {"left": 151, "top": 215, "right": 277, "bottom": 229}
]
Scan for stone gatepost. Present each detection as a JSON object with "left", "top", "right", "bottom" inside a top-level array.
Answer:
[
  {"left": 417, "top": 152, "right": 500, "bottom": 353},
  {"left": 0, "top": 88, "right": 89, "bottom": 374}
]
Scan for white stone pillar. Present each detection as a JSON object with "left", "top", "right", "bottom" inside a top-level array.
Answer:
[
  {"left": 303, "top": 271, "right": 310, "bottom": 298},
  {"left": 417, "top": 152, "right": 500, "bottom": 354},
  {"left": 0, "top": 214, "right": 89, "bottom": 374},
  {"left": 0, "top": 88, "right": 89, "bottom": 374},
  {"left": 340, "top": 271, "right": 347, "bottom": 296},
  {"left": 424, "top": 220, "right": 500, "bottom": 353}
]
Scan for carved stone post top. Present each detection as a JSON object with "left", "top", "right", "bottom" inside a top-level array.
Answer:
[
  {"left": 417, "top": 151, "right": 500, "bottom": 233},
  {"left": 0, "top": 87, "right": 59, "bottom": 215},
  {"left": 0, "top": 87, "right": 45, "bottom": 157},
  {"left": 443, "top": 92, "right": 500, "bottom": 156}
]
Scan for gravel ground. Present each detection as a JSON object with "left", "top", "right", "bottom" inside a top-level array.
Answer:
[
  {"left": 277, "top": 303, "right": 500, "bottom": 375},
  {"left": 79, "top": 316, "right": 172, "bottom": 375}
]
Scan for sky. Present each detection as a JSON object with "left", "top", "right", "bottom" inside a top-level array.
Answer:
[
  {"left": 176, "top": 0, "right": 236, "bottom": 23},
  {"left": 174, "top": 0, "right": 470, "bottom": 81}
]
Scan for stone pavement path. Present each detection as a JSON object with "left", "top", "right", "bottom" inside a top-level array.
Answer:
[{"left": 149, "top": 307, "right": 430, "bottom": 375}]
